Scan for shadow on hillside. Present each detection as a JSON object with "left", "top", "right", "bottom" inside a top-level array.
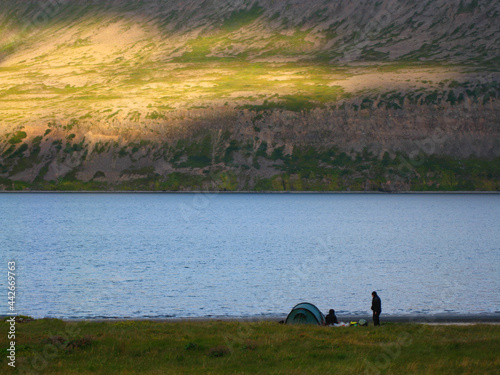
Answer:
[{"left": 1, "top": 0, "right": 497, "bottom": 68}]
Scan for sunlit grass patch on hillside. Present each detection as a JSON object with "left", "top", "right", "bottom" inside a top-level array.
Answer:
[{"left": 0, "top": 59, "right": 359, "bottom": 121}]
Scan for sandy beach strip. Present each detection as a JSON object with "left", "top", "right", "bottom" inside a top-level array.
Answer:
[{"left": 45, "top": 314, "right": 500, "bottom": 324}]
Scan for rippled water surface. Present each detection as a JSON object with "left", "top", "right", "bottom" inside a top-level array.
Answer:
[{"left": 1, "top": 193, "right": 499, "bottom": 319}]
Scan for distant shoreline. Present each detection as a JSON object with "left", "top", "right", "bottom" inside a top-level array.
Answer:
[{"left": 0, "top": 190, "right": 499, "bottom": 194}]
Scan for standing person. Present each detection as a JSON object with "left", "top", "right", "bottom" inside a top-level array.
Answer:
[{"left": 371, "top": 291, "right": 382, "bottom": 326}]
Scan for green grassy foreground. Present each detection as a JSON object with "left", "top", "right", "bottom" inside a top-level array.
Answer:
[{"left": 2, "top": 319, "right": 499, "bottom": 374}]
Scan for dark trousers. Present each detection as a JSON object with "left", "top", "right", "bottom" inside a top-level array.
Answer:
[{"left": 373, "top": 312, "right": 381, "bottom": 326}]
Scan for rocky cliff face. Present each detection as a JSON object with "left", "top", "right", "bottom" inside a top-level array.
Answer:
[{"left": 0, "top": 0, "right": 499, "bottom": 191}]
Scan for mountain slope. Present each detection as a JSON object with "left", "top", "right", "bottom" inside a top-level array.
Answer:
[
  {"left": 2, "top": 0, "right": 499, "bottom": 64},
  {"left": 0, "top": 0, "right": 499, "bottom": 191}
]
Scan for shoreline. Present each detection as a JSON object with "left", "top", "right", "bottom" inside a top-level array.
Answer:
[
  {"left": 0, "top": 190, "right": 499, "bottom": 194},
  {"left": 18, "top": 313, "right": 498, "bottom": 324}
]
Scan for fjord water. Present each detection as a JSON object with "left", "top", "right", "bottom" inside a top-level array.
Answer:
[{"left": 1, "top": 193, "right": 499, "bottom": 319}]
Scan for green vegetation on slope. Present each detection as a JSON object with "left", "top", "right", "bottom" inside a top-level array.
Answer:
[{"left": 1, "top": 121, "right": 499, "bottom": 192}]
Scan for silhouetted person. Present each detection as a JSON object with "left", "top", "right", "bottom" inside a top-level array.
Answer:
[
  {"left": 371, "top": 291, "right": 381, "bottom": 326},
  {"left": 325, "top": 309, "right": 338, "bottom": 325}
]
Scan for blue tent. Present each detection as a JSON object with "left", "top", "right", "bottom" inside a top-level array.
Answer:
[{"left": 285, "top": 302, "right": 326, "bottom": 325}]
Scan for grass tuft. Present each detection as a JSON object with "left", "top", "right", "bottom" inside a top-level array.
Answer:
[{"left": 207, "top": 345, "right": 231, "bottom": 358}]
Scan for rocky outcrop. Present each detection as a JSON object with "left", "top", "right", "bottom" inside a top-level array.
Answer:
[{"left": 1, "top": 100, "right": 499, "bottom": 191}]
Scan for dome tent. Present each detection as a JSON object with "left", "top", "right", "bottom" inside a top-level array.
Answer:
[{"left": 285, "top": 302, "right": 326, "bottom": 325}]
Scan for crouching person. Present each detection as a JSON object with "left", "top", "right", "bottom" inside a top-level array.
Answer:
[{"left": 325, "top": 309, "right": 338, "bottom": 326}]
